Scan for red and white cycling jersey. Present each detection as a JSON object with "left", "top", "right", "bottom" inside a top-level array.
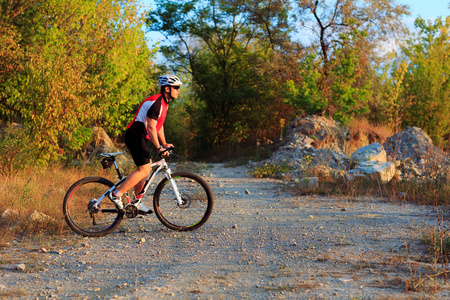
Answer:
[{"left": 126, "top": 93, "right": 168, "bottom": 140}]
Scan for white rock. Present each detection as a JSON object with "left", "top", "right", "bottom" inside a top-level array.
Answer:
[
  {"left": 411, "top": 166, "right": 422, "bottom": 176},
  {"left": 347, "top": 161, "right": 396, "bottom": 184},
  {"left": 351, "top": 143, "right": 387, "bottom": 164},
  {"left": 30, "top": 210, "right": 54, "bottom": 223},
  {"left": 16, "top": 264, "right": 26, "bottom": 271},
  {"left": 1, "top": 208, "right": 19, "bottom": 220},
  {"left": 299, "top": 177, "right": 319, "bottom": 189}
]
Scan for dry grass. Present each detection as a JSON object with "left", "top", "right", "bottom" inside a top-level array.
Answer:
[
  {"left": 421, "top": 225, "right": 450, "bottom": 264},
  {"left": 347, "top": 118, "right": 394, "bottom": 138},
  {"left": 368, "top": 276, "right": 405, "bottom": 290},
  {"left": 286, "top": 155, "right": 450, "bottom": 207},
  {"left": 0, "top": 163, "right": 117, "bottom": 246},
  {"left": 404, "top": 269, "right": 444, "bottom": 294},
  {"left": 346, "top": 118, "right": 394, "bottom": 156}
]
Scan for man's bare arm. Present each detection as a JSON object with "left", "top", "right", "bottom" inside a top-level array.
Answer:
[{"left": 146, "top": 118, "right": 161, "bottom": 149}]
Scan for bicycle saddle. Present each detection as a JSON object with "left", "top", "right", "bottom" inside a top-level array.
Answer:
[{"left": 100, "top": 152, "right": 124, "bottom": 158}]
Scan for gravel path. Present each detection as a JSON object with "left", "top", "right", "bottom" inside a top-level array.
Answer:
[{"left": 1, "top": 163, "right": 449, "bottom": 299}]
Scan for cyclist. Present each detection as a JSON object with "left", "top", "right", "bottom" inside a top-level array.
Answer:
[{"left": 107, "top": 75, "right": 182, "bottom": 213}]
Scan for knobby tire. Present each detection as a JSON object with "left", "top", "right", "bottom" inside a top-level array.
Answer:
[
  {"left": 63, "top": 177, "right": 123, "bottom": 237},
  {"left": 153, "top": 171, "right": 213, "bottom": 231}
]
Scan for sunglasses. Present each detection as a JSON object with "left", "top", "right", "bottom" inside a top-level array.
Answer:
[{"left": 171, "top": 86, "right": 180, "bottom": 90}]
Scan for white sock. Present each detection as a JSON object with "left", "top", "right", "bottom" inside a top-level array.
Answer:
[{"left": 114, "top": 190, "right": 123, "bottom": 197}]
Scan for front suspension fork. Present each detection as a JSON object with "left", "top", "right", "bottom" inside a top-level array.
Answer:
[{"left": 165, "top": 170, "right": 183, "bottom": 205}]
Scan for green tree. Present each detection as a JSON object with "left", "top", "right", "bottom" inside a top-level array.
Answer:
[
  {"left": 393, "top": 17, "right": 450, "bottom": 145},
  {"left": 283, "top": 29, "right": 371, "bottom": 124},
  {"left": 147, "top": 0, "right": 295, "bottom": 155},
  {"left": 283, "top": 54, "right": 327, "bottom": 116},
  {"left": 0, "top": 0, "right": 155, "bottom": 164},
  {"left": 0, "top": 0, "right": 32, "bottom": 121},
  {"left": 281, "top": 0, "right": 408, "bottom": 125}
]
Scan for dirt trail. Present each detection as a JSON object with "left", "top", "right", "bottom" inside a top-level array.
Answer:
[{"left": 1, "top": 163, "right": 449, "bottom": 299}]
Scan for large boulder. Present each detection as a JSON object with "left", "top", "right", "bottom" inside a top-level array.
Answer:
[
  {"left": 383, "top": 127, "right": 442, "bottom": 163},
  {"left": 350, "top": 142, "right": 386, "bottom": 165},
  {"left": 79, "top": 127, "right": 117, "bottom": 159},
  {"left": 88, "top": 127, "right": 116, "bottom": 155},
  {"left": 259, "top": 117, "right": 449, "bottom": 185},
  {"left": 283, "top": 115, "right": 351, "bottom": 155},
  {"left": 265, "top": 115, "right": 351, "bottom": 172},
  {"left": 75, "top": 127, "right": 134, "bottom": 170},
  {"left": 347, "top": 143, "right": 395, "bottom": 184},
  {"left": 346, "top": 161, "right": 396, "bottom": 184},
  {"left": 383, "top": 127, "right": 450, "bottom": 180}
]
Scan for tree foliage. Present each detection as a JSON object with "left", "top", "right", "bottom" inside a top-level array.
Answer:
[
  {"left": 2, "top": 0, "right": 449, "bottom": 168},
  {"left": 295, "top": 0, "right": 409, "bottom": 65},
  {"left": 147, "top": 0, "right": 295, "bottom": 155},
  {"left": 283, "top": 29, "right": 371, "bottom": 124},
  {"left": 392, "top": 17, "right": 450, "bottom": 145},
  {"left": 0, "top": 0, "right": 155, "bottom": 164},
  {"left": 280, "top": 0, "right": 409, "bottom": 125}
]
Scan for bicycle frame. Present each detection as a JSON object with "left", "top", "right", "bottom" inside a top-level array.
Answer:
[{"left": 93, "top": 154, "right": 183, "bottom": 211}]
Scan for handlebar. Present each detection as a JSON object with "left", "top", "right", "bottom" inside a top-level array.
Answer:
[{"left": 158, "top": 146, "right": 175, "bottom": 158}]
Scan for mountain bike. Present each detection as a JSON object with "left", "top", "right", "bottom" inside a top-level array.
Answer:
[{"left": 63, "top": 148, "right": 213, "bottom": 237}]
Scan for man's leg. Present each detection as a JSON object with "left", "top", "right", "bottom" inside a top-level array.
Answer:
[
  {"left": 110, "top": 126, "right": 151, "bottom": 211},
  {"left": 134, "top": 179, "right": 146, "bottom": 197},
  {"left": 116, "top": 163, "right": 152, "bottom": 195}
]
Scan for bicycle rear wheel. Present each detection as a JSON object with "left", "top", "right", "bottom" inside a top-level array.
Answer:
[
  {"left": 153, "top": 171, "right": 213, "bottom": 231},
  {"left": 63, "top": 177, "right": 123, "bottom": 237}
]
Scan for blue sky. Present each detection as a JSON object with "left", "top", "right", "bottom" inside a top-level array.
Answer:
[
  {"left": 141, "top": 0, "right": 450, "bottom": 48},
  {"left": 141, "top": 0, "right": 449, "bottom": 18},
  {"left": 406, "top": 0, "right": 449, "bottom": 19}
]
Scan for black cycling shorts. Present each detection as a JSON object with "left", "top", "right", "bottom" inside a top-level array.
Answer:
[{"left": 125, "top": 122, "right": 151, "bottom": 166}]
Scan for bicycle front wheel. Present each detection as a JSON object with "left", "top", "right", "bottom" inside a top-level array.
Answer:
[
  {"left": 154, "top": 172, "right": 213, "bottom": 231},
  {"left": 63, "top": 177, "right": 123, "bottom": 237}
]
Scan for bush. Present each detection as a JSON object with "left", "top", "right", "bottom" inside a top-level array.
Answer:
[
  {"left": 0, "top": 124, "right": 41, "bottom": 175},
  {"left": 251, "top": 163, "right": 292, "bottom": 178}
]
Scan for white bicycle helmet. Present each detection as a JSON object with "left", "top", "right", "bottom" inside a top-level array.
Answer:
[{"left": 158, "top": 75, "right": 182, "bottom": 86}]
